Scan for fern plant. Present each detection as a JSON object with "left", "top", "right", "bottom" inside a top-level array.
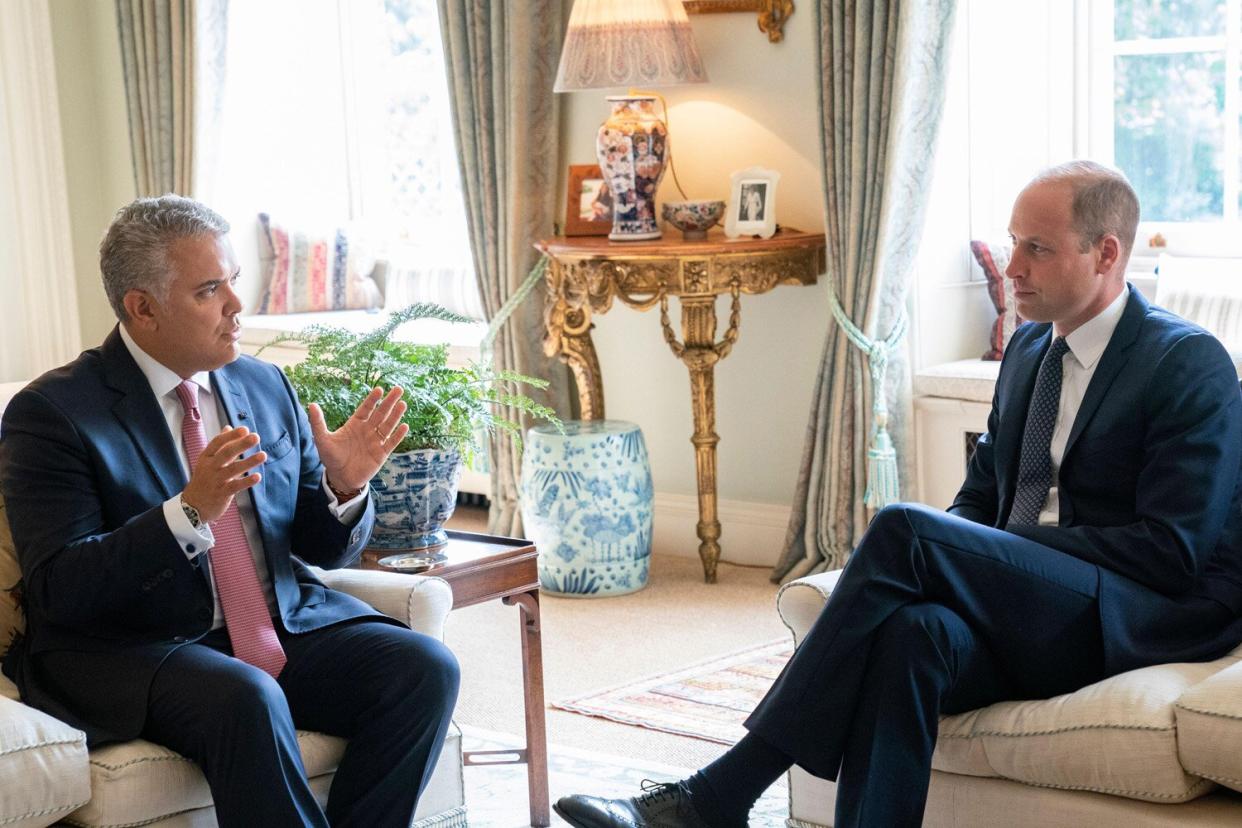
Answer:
[{"left": 260, "top": 303, "right": 560, "bottom": 460}]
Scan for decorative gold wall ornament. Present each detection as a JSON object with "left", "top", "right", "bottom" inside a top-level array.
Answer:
[
  {"left": 683, "top": 0, "right": 795, "bottom": 43},
  {"left": 537, "top": 229, "right": 826, "bottom": 582}
]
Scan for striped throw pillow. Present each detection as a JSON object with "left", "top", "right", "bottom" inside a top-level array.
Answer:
[{"left": 257, "top": 214, "right": 384, "bottom": 314}]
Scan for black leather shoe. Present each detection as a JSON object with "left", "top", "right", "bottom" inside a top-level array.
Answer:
[{"left": 553, "top": 780, "right": 729, "bottom": 828}]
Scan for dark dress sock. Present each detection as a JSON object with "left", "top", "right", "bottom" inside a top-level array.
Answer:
[{"left": 686, "top": 730, "right": 794, "bottom": 826}]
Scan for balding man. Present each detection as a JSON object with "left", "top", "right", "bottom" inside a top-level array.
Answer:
[{"left": 556, "top": 162, "right": 1242, "bottom": 827}]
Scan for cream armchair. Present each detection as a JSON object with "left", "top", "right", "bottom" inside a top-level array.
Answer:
[
  {"left": 777, "top": 570, "right": 1242, "bottom": 827},
  {"left": 0, "top": 494, "right": 466, "bottom": 828}
]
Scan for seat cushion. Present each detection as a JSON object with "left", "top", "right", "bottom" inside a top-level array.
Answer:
[
  {"left": 67, "top": 730, "right": 347, "bottom": 827},
  {"left": 1175, "top": 653, "right": 1242, "bottom": 795},
  {"left": 68, "top": 725, "right": 464, "bottom": 827},
  {"left": 0, "top": 693, "right": 89, "bottom": 828},
  {"left": 932, "top": 657, "right": 1233, "bottom": 803}
]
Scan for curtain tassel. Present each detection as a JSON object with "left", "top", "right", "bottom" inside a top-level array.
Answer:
[
  {"left": 864, "top": 413, "right": 900, "bottom": 508},
  {"left": 827, "top": 287, "right": 907, "bottom": 509}
]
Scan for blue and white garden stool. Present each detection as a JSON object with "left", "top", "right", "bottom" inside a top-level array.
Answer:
[{"left": 520, "top": 420, "right": 654, "bottom": 596}]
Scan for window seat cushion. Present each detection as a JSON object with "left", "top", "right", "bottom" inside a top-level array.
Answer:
[{"left": 914, "top": 358, "right": 1001, "bottom": 403}]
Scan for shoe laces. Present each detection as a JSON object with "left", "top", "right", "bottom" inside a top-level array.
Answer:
[{"left": 636, "top": 779, "right": 685, "bottom": 808}]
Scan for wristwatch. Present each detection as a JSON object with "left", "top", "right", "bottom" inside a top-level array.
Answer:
[{"left": 180, "top": 496, "right": 203, "bottom": 530}]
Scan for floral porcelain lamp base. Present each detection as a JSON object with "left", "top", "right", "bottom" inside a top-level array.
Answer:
[
  {"left": 519, "top": 420, "right": 654, "bottom": 597},
  {"left": 596, "top": 95, "right": 668, "bottom": 242}
]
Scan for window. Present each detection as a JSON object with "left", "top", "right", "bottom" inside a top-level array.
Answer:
[
  {"left": 213, "top": 0, "right": 482, "bottom": 322},
  {"left": 1086, "top": 0, "right": 1242, "bottom": 254}
]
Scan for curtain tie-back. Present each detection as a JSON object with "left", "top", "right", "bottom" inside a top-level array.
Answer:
[{"left": 827, "top": 285, "right": 908, "bottom": 508}]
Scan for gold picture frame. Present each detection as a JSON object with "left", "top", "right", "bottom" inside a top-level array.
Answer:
[{"left": 683, "top": 0, "right": 795, "bottom": 43}]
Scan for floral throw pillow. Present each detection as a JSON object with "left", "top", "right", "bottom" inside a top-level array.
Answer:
[
  {"left": 256, "top": 214, "right": 384, "bottom": 314},
  {"left": 971, "top": 239, "right": 1022, "bottom": 361}
]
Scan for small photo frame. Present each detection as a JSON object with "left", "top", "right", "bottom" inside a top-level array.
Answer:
[
  {"left": 564, "top": 164, "right": 613, "bottom": 236},
  {"left": 724, "top": 166, "right": 780, "bottom": 239}
]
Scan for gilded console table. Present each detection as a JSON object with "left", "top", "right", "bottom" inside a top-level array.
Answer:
[{"left": 536, "top": 228, "right": 826, "bottom": 582}]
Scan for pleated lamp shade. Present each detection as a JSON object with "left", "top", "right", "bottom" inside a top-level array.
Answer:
[{"left": 554, "top": 0, "right": 709, "bottom": 91}]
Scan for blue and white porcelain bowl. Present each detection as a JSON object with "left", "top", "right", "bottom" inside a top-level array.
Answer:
[
  {"left": 369, "top": 448, "right": 462, "bottom": 551},
  {"left": 520, "top": 420, "right": 653, "bottom": 597}
]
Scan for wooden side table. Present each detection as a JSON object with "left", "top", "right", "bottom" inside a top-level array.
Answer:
[
  {"left": 361, "top": 531, "right": 549, "bottom": 827},
  {"left": 537, "top": 228, "right": 826, "bottom": 582}
]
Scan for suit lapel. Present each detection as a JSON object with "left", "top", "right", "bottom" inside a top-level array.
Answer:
[
  {"left": 211, "top": 365, "right": 266, "bottom": 512},
  {"left": 101, "top": 328, "right": 185, "bottom": 499},
  {"left": 1063, "top": 287, "right": 1147, "bottom": 457}
]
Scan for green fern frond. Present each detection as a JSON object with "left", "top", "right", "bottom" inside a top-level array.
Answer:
[{"left": 264, "top": 302, "right": 561, "bottom": 457}]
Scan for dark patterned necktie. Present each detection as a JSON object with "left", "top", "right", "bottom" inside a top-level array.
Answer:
[{"left": 1007, "top": 336, "right": 1070, "bottom": 528}]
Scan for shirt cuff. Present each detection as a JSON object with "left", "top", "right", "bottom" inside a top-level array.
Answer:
[
  {"left": 322, "top": 474, "right": 368, "bottom": 523},
  {"left": 163, "top": 496, "right": 215, "bottom": 559}
]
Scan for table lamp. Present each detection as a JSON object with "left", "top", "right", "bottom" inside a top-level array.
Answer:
[{"left": 554, "top": 0, "right": 708, "bottom": 241}]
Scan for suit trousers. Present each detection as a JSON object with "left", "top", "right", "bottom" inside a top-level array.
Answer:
[
  {"left": 746, "top": 503, "right": 1108, "bottom": 827},
  {"left": 45, "top": 619, "right": 460, "bottom": 828}
]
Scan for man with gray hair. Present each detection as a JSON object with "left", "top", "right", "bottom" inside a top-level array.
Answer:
[
  {"left": 0, "top": 194, "right": 459, "bottom": 827},
  {"left": 556, "top": 161, "right": 1242, "bottom": 828}
]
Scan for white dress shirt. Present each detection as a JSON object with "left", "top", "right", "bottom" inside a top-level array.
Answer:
[
  {"left": 1037, "top": 286, "right": 1130, "bottom": 525},
  {"left": 118, "top": 325, "right": 366, "bottom": 628}
]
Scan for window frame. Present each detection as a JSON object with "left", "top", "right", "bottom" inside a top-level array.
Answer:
[{"left": 1082, "top": 0, "right": 1242, "bottom": 264}]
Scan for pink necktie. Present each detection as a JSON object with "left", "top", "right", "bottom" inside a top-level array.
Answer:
[{"left": 175, "top": 381, "right": 287, "bottom": 678}]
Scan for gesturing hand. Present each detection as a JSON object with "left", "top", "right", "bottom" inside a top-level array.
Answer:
[
  {"left": 181, "top": 427, "right": 266, "bottom": 524},
  {"left": 308, "top": 386, "right": 409, "bottom": 495}
]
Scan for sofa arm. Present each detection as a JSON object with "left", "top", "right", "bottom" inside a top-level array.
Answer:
[
  {"left": 0, "top": 693, "right": 90, "bottom": 828},
  {"left": 1175, "top": 652, "right": 1242, "bottom": 794},
  {"left": 776, "top": 569, "right": 843, "bottom": 646},
  {"left": 313, "top": 567, "right": 453, "bottom": 640}
]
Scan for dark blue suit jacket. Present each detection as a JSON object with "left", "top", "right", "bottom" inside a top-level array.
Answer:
[
  {"left": 0, "top": 327, "right": 388, "bottom": 742},
  {"left": 951, "top": 288, "right": 1242, "bottom": 674}
]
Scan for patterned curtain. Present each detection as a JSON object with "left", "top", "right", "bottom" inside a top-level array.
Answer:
[
  {"left": 772, "top": 0, "right": 958, "bottom": 581},
  {"left": 115, "top": 0, "right": 228, "bottom": 197},
  {"left": 437, "top": 0, "right": 574, "bottom": 536}
]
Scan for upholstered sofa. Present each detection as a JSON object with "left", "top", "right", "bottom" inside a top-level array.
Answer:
[
  {"left": 0, "top": 382, "right": 466, "bottom": 828},
  {"left": 777, "top": 569, "right": 1242, "bottom": 827}
]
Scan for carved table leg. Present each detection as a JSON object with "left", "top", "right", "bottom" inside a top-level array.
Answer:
[
  {"left": 542, "top": 257, "right": 607, "bottom": 421},
  {"left": 503, "top": 590, "right": 549, "bottom": 826},
  {"left": 678, "top": 297, "right": 724, "bottom": 583},
  {"left": 560, "top": 329, "right": 605, "bottom": 421}
]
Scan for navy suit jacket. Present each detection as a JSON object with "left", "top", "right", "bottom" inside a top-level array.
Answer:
[
  {"left": 0, "top": 328, "right": 388, "bottom": 742},
  {"left": 951, "top": 288, "right": 1242, "bottom": 674}
]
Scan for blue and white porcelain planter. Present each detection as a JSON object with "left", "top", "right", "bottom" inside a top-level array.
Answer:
[
  {"left": 520, "top": 420, "right": 653, "bottom": 597},
  {"left": 369, "top": 447, "right": 462, "bottom": 551}
]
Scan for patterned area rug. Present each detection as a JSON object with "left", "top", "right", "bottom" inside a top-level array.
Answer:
[
  {"left": 551, "top": 639, "right": 794, "bottom": 745},
  {"left": 462, "top": 726, "right": 788, "bottom": 827}
]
